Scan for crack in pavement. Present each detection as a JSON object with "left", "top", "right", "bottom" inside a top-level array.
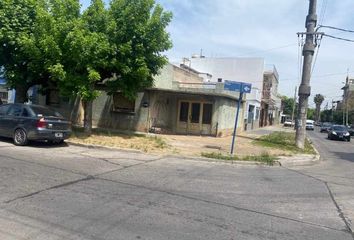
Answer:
[
  {"left": 1, "top": 152, "right": 164, "bottom": 205},
  {"left": 0, "top": 153, "right": 88, "bottom": 176},
  {"left": 283, "top": 167, "right": 354, "bottom": 239},
  {"left": 4, "top": 175, "right": 95, "bottom": 204},
  {"left": 95, "top": 176, "right": 351, "bottom": 235}
]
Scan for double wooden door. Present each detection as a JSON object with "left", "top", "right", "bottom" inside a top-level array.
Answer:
[{"left": 177, "top": 101, "right": 212, "bottom": 135}]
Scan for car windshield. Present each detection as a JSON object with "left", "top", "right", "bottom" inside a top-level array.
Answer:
[
  {"left": 323, "top": 123, "right": 331, "bottom": 127},
  {"left": 332, "top": 126, "right": 346, "bottom": 131},
  {"left": 30, "top": 106, "right": 63, "bottom": 118}
]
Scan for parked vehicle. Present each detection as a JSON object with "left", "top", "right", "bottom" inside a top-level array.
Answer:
[
  {"left": 306, "top": 120, "right": 315, "bottom": 131},
  {"left": 327, "top": 125, "right": 350, "bottom": 142},
  {"left": 0, "top": 104, "right": 71, "bottom": 145},
  {"left": 284, "top": 120, "right": 295, "bottom": 127},
  {"left": 320, "top": 122, "right": 332, "bottom": 133},
  {"left": 347, "top": 125, "right": 354, "bottom": 136}
]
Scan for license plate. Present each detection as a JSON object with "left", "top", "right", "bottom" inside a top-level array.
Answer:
[{"left": 55, "top": 133, "right": 63, "bottom": 138}]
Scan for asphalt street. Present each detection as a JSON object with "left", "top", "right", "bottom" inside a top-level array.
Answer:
[{"left": 0, "top": 131, "right": 353, "bottom": 240}]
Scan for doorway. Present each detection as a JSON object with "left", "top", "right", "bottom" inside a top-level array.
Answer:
[{"left": 177, "top": 101, "right": 213, "bottom": 135}]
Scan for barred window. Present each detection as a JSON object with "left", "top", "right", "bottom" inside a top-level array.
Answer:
[{"left": 112, "top": 93, "right": 135, "bottom": 113}]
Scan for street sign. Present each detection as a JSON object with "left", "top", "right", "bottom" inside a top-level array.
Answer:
[
  {"left": 242, "top": 83, "right": 252, "bottom": 93},
  {"left": 224, "top": 80, "right": 242, "bottom": 92},
  {"left": 224, "top": 80, "right": 252, "bottom": 155},
  {"left": 224, "top": 80, "right": 252, "bottom": 93}
]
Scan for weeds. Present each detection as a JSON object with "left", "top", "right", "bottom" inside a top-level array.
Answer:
[
  {"left": 254, "top": 132, "right": 315, "bottom": 154},
  {"left": 201, "top": 152, "right": 276, "bottom": 166}
]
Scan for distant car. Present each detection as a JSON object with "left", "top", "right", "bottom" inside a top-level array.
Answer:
[
  {"left": 0, "top": 104, "right": 71, "bottom": 146},
  {"left": 327, "top": 125, "right": 350, "bottom": 142},
  {"left": 306, "top": 120, "right": 315, "bottom": 131},
  {"left": 284, "top": 120, "right": 294, "bottom": 127},
  {"left": 320, "top": 122, "right": 332, "bottom": 133},
  {"left": 347, "top": 125, "right": 354, "bottom": 136}
]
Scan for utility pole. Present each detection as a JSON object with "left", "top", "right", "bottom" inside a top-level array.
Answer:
[
  {"left": 331, "top": 99, "right": 334, "bottom": 122},
  {"left": 291, "top": 86, "right": 297, "bottom": 123},
  {"left": 296, "top": 0, "right": 318, "bottom": 149}
]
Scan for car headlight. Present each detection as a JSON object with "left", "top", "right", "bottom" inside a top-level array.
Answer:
[
  {"left": 344, "top": 132, "right": 350, "bottom": 136},
  {"left": 332, "top": 131, "right": 337, "bottom": 135}
]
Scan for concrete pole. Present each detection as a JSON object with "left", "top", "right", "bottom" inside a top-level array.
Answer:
[
  {"left": 296, "top": 0, "right": 317, "bottom": 149},
  {"left": 291, "top": 86, "right": 297, "bottom": 123},
  {"left": 346, "top": 97, "right": 349, "bottom": 126}
]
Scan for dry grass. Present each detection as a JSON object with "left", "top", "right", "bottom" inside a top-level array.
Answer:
[{"left": 70, "top": 129, "right": 169, "bottom": 153}]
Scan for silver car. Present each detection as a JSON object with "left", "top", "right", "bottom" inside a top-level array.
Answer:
[{"left": 0, "top": 103, "right": 71, "bottom": 145}]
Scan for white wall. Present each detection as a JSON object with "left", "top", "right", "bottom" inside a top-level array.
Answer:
[{"left": 189, "top": 57, "right": 265, "bottom": 103}]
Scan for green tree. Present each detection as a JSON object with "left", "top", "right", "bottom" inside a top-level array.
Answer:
[
  {"left": 281, "top": 96, "right": 297, "bottom": 115},
  {"left": 313, "top": 94, "right": 324, "bottom": 122},
  {"left": 0, "top": 0, "right": 79, "bottom": 102},
  {"left": 56, "top": 0, "right": 111, "bottom": 134},
  {"left": 307, "top": 108, "right": 315, "bottom": 120},
  {"left": 106, "top": 0, "right": 173, "bottom": 98},
  {"left": 0, "top": 0, "right": 39, "bottom": 102}
]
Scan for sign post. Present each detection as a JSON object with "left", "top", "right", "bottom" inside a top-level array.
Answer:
[{"left": 224, "top": 81, "right": 252, "bottom": 155}]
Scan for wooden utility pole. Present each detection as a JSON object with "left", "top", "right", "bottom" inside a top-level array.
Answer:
[{"left": 296, "top": 0, "right": 318, "bottom": 149}]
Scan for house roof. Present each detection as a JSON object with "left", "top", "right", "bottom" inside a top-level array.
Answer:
[{"left": 147, "top": 87, "right": 244, "bottom": 102}]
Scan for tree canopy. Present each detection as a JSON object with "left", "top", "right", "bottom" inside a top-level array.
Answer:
[{"left": 0, "top": 0, "right": 173, "bottom": 133}]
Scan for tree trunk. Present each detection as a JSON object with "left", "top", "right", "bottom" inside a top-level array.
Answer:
[
  {"left": 83, "top": 100, "right": 93, "bottom": 136},
  {"left": 15, "top": 85, "right": 28, "bottom": 103}
]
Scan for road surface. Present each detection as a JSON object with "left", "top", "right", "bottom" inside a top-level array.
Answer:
[{"left": 0, "top": 132, "right": 353, "bottom": 240}]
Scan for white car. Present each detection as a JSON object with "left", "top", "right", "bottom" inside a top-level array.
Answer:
[
  {"left": 284, "top": 120, "right": 295, "bottom": 127},
  {"left": 306, "top": 120, "right": 315, "bottom": 131}
]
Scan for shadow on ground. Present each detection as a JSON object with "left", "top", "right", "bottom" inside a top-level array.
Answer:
[
  {"left": 0, "top": 137, "right": 69, "bottom": 149},
  {"left": 331, "top": 152, "right": 354, "bottom": 163}
]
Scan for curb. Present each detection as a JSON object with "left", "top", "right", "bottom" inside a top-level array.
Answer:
[
  {"left": 163, "top": 154, "right": 281, "bottom": 166},
  {"left": 277, "top": 154, "right": 319, "bottom": 167},
  {"left": 67, "top": 141, "right": 280, "bottom": 166},
  {"left": 67, "top": 141, "right": 144, "bottom": 154}
]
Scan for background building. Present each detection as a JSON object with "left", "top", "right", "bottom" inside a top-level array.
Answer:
[{"left": 188, "top": 57, "right": 264, "bottom": 131}]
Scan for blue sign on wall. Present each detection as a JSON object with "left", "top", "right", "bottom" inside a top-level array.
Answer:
[{"left": 224, "top": 80, "right": 252, "bottom": 93}]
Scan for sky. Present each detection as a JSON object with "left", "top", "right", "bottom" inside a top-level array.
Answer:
[{"left": 80, "top": 0, "right": 354, "bottom": 109}]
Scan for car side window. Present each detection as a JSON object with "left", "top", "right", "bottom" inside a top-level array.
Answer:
[
  {"left": 0, "top": 105, "right": 10, "bottom": 116},
  {"left": 7, "top": 105, "right": 22, "bottom": 117},
  {"left": 22, "top": 108, "right": 30, "bottom": 117}
]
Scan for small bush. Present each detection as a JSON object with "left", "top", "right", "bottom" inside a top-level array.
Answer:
[{"left": 201, "top": 152, "right": 276, "bottom": 166}]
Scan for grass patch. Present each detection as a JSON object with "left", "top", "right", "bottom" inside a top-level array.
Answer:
[
  {"left": 201, "top": 152, "right": 276, "bottom": 166},
  {"left": 70, "top": 127, "right": 169, "bottom": 152},
  {"left": 254, "top": 131, "right": 315, "bottom": 154}
]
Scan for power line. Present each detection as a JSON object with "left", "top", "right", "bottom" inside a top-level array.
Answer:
[
  {"left": 324, "top": 34, "right": 354, "bottom": 43},
  {"left": 319, "top": 25, "right": 354, "bottom": 34},
  {"left": 237, "top": 43, "right": 297, "bottom": 57}
]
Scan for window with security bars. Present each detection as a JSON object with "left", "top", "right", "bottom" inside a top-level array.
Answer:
[{"left": 112, "top": 93, "right": 135, "bottom": 113}]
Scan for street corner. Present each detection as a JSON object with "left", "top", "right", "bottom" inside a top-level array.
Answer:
[{"left": 277, "top": 153, "right": 320, "bottom": 167}]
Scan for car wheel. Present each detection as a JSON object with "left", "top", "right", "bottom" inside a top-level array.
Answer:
[{"left": 14, "top": 128, "right": 28, "bottom": 146}]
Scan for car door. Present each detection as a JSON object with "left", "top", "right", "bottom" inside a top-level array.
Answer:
[
  {"left": 0, "top": 104, "right": 10, "bottom": 136},
  {"left": 3, "top": 105, "right": 23, "bottom": 137}
]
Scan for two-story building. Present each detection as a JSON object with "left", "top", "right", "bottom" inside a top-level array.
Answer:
[
  {"left": 188, "top": 56, "right": 264, "bottom": 131},
  {"left": 261, "top": 65, "right": 282, "bottom": 127}
]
